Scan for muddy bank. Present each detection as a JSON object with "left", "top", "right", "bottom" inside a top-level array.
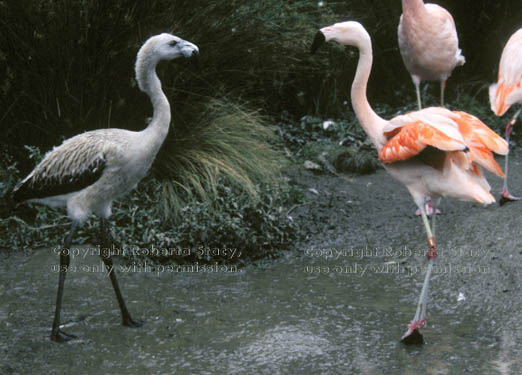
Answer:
[{"left": 1, "top": 151, "right": 522, "bottom": 374}]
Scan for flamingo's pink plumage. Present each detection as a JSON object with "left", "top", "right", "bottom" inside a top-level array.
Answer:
[
  {"left": 398, "top": 0, "right": 465, "bottom": 108},
  {"left": 489, "top": 28, "right": 522, "bottom": 203},
  {"left": 312, "top": 20, "right": 506, "bottom": 343}
]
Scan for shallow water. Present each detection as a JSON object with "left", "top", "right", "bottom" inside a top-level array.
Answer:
[{"left": 2, "top": 153, "right": 522, "bottom": 374}]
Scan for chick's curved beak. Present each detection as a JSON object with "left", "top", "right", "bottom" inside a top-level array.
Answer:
[{"left": 190, "top": 49, "right": 200, "bottom": 70}]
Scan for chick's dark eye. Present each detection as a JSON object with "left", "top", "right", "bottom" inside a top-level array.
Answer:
[{"left": 169, "top": 40, "right": 178, "bottom": 47}]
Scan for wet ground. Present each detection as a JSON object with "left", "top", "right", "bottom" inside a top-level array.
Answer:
[{"left": 1, "top": 151, "right": 522, "bottom": 374}]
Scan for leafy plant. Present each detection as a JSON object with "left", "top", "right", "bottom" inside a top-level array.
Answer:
[
  {"left": 109, "top": 179, "right": 302, "bottom": 264},
  {"left": 333, "top": 141, "right": 381, "bottom": 174}
]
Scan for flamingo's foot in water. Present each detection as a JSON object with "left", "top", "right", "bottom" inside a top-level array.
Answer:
[
  {"left": 401, "top": 320, "right": 425, "bottom": 345},
  {"left": 51, "top": 329, "right": 77, "bottom": 343},
  {"left": 499, "top": 188, "right": 522, "bottom": 206},
  {"left": 123, "top": 317, "right": 144, "bottom": 328}
]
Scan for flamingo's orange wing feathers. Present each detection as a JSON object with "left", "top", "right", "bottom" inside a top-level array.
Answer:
[
  {"left": 379, "top": 120, "right": 465, "bottom": 163},
  {"left": 380, "top": 108, "right": 506, "bottom": 180},
  {"left": 451, "top": 111, "right": 508, "bottom": 154},
  {"left": 451, "top": 111, "right": 508, "bottom": 177}
]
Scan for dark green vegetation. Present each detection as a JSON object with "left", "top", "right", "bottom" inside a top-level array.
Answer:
[
  {"left": 1, "top": 0, "right": 521, "bottom": 260},
  {"left": 0, "top": 144, "right": 304, "bottom": 261}
]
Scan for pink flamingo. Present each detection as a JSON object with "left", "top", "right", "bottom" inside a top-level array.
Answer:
[
  {"left": 398, "top": 0, "right": 465, "bottom": 110},
  {"left": 489, "top": 28, "right": 522, "bottom": 204},
  {"left": 311, "top": 21, "right": 507, "bottom": 344},
  {"left": 399, "top": 0, "right": 465, "bottom": 216}
]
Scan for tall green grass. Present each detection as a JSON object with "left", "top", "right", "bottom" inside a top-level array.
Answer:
[{"left": 154, "top": 99, "right": 282, "bottom": 219}]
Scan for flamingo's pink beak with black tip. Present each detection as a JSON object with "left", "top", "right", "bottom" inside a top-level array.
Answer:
[{"left": 310, "top": 31, "right": 326, "bottom": 54}]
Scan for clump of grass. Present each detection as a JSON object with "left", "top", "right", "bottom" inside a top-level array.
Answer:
[{"left": 154, "top": 98, "right": 283, "bottom": 219}]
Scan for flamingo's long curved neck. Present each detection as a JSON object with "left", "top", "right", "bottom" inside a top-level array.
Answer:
[
  {"left": 351, "top": 35, "right": 387, "bottom": 150},
  {"left": 135, "top": 48, "right": 171, "bottom": 150}
]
